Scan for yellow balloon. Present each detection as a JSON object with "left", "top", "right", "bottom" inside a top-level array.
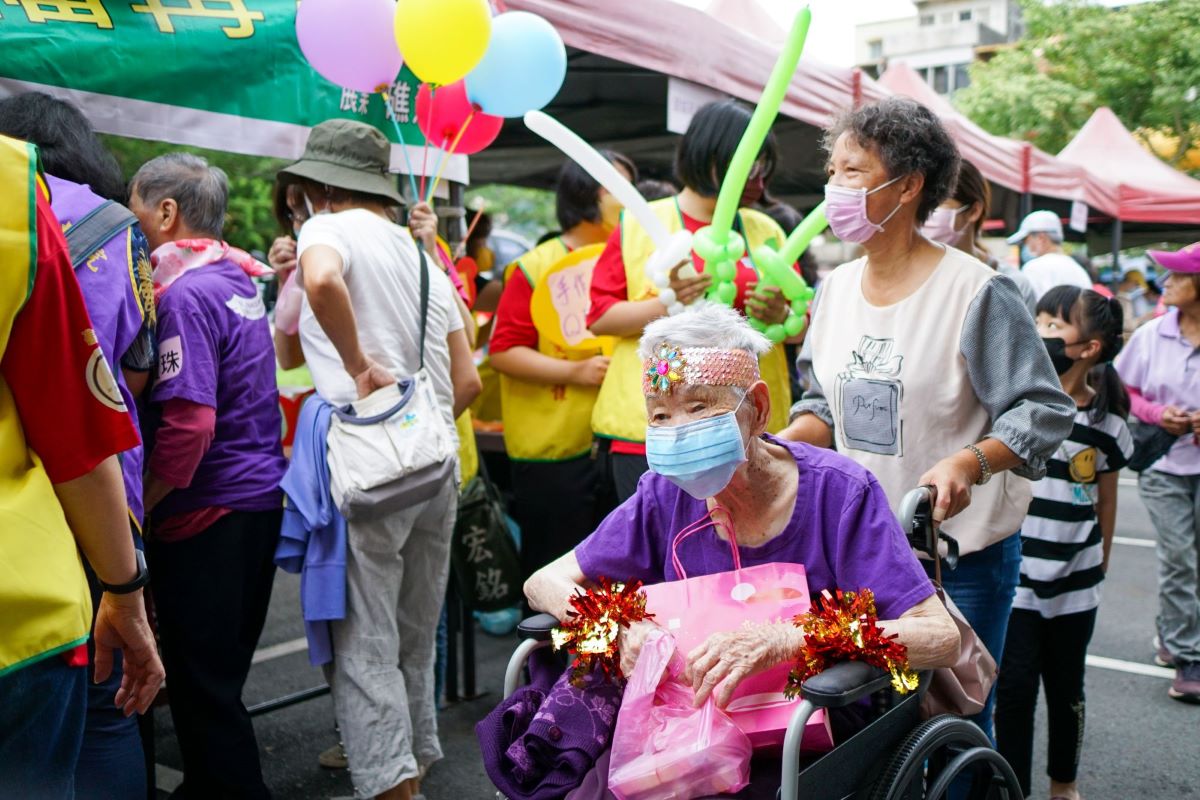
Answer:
[{"left": 394, "top": 0, "right": 492, "bottom": 86}]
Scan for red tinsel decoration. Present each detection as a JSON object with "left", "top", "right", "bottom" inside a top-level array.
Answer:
[
  {"left": 785, "top": 588, "right": 918, "bottom": 698},
  {"left": 551, "top": 578, "right": 653, "bottom": 686}
]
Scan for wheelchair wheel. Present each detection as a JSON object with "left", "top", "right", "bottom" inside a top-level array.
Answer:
[{"left": 867, "top": 715, "right": 1022, "bottom": 800}]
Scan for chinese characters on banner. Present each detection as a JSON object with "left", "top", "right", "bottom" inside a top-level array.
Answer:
[{"left": 1, "top": 0, "right": 264, "bottom": 38}]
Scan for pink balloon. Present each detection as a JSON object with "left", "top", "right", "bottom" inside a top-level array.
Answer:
[
  {"left": 297, "top": 0, "right": 403, "bottom": 94},
  {"left": 416, "top": 81, "right": 504, "bottom": 156}
]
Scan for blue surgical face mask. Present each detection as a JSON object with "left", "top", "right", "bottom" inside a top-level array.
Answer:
[
  {"left": 645, "top": 397, "right": 748, "bottom": 499},
  {"left": 1020, "top": 243, "right": 1035, "bottom": 264}
]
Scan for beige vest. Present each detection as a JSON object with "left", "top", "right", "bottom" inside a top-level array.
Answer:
[{"left": 809, "top": 247, "right": 1030, "bottom": 554}]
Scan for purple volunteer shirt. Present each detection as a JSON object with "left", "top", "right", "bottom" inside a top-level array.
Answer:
[
  {"left": 47, "top": 174, "right": 152, "bottom": 525},
  {"left": 151, "top": 260, "right": 286, "bottom": 519},
  {"left": 1115, "top": 308, "right": 1200, "bottom": 477},
  {"left": 576, "top": 435, "right": 935, "bottom": 621}
]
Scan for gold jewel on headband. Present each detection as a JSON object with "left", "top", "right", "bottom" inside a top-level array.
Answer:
[{"left": 642, "top": 343, "right": 760, "bottom": 395}]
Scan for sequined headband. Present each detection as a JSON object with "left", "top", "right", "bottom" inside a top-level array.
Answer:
[{"left": 642, "top": 343, "right": 761, "bottom": 395}]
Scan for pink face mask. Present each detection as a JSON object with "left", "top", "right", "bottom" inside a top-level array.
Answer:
[
  {"left": 823, "top": 174, "right": 904, "bottom": 243},
  {"left": 921, "top": 205, "right": 969, "bottom": 248}
]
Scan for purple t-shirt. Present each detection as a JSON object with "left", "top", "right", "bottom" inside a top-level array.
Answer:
[
  {"left": 576, "top": 436, "right": 934, "bottom": 621},
  {"left": 48, "top": 175, "right": 152, "bottom": 525},
  {"left": 1115, "top": 308, "right": 1200, "bottom": 476},
  {"left": 150, "top": 260, "right": 285, "bottom": 519}
]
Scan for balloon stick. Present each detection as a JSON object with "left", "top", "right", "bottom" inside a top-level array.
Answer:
[
  {"left": 380, "top": 86, "right": 421, "bottom": 201},
  {"left": 455, "top": 204, "right": 487, "bottom": 260},
  {"left": 419, "top": 84, "right": 435, "bottom": 200},
  {"left": 426, "top": 109, "right": 476, "bottom": 203}
]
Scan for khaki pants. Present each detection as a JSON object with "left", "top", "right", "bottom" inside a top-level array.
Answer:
[{"left": 325, "top": 480, "right": 457, "bottom": 798}]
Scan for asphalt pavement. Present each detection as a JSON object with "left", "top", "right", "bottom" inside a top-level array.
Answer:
[{"left": 151, "top": 476, "right": 1198, "bottom": 799}]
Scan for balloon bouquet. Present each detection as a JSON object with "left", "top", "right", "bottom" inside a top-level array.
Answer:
[{"left": 295, "top": 0, "right": 568, "bottom": 204}]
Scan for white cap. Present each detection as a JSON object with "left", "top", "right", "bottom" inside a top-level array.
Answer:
[{"left": 1007, "top": 210, "right": 1063, "bottom": 244}]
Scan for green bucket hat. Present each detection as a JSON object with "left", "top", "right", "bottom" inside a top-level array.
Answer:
[{"left": 279, "top": 119, "right": 405, "bottom": 206}]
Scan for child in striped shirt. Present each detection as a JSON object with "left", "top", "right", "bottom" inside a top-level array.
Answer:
[{"left": 996, "top": 286, "right": 1133, "bottom": 800}]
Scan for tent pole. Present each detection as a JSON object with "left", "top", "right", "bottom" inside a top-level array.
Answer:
[
  {"left": 1019, "top": 192, "right": 1032, "bottom": 218},
  {"left": 1111, "top": 219, "right": 1123, "bottom": 273}
]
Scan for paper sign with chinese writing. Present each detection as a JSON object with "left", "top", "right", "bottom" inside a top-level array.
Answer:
[
  {"left": 530, "top": 244, "right": 615, "bottom": 354},
  {"left": 0, "top": 0, "right": 467, "bottom": 181}
]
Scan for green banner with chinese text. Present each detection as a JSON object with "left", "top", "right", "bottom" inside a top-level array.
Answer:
[{"left": 0, "top": 0, "right": 467, "bottom": 181}]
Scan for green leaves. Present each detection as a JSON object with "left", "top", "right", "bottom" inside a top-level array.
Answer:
[{"left": 956, "top": 0, "right": 1200, "bottom": 172}]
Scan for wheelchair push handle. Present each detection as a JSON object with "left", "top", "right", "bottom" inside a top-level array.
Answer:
[{"left": 898, "top": 486, "right": 960, "bottom": 573}]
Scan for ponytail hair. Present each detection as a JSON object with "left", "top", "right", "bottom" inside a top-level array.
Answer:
[{"left": 1036, "top": 286, "right": 1130, "bottom": 422}]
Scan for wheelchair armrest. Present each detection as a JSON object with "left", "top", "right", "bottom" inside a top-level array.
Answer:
[
  {"left": 799, "top": 661, "right": 893, "bottom": 708},
  {"left": 517, "top": 613, "right": 560, "bottom": 641}
]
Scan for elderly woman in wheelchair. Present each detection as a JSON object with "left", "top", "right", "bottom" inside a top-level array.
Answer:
[{"left": 490, "top": 305, "right": 1021, "bottom": 799}]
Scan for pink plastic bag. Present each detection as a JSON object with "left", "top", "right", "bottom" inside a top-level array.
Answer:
[
  {"left": 641, "top": 515, "right": 835, "bottom": 752},
  {"left": 609, "top": 629, "right": 751, "bottom": 800},
  {"left": 274, "top": 269, "right": 304, "bottom": 336}
]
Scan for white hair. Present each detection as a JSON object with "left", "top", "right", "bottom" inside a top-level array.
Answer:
[{"left": 638, "top": 302, "right": 773, "bottom": 360}]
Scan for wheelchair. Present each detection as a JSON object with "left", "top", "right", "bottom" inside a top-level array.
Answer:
[{"left": 500, "top": 488, "right": 1025, "bottom": 800}]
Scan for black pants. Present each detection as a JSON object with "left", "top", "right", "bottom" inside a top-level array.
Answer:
[
  {"left": 995, "top": 607, "right": 1097, "bottom": 795},
  {"left": 512, "top": 455, "right": 611, "bottom": 583},
  {"left": 147, "top": 509, "right": 281, "bottom": 800},
  {"left": 595, "top": 438, "right": 648, "bottom": 504}
]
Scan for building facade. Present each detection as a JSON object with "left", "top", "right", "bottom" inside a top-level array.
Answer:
[{"left": 856, "top": 0, "right": 1022, "bottom": 95}]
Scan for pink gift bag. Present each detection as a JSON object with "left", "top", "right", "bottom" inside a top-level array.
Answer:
[{"left": 641, "top": 514, "right": 835, "bottom": 752}]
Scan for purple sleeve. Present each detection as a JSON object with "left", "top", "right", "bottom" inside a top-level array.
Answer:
[
  {"left": 575, "top": 477, "right": 667, "bottom": 585},
  {"left": 831, "top": 477, "right": 935, "bottom": 621},
  {"left": 151, "top": 294, "right": 218, "bottom": 408}
]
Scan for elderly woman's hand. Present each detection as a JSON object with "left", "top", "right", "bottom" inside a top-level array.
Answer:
[
  {"left": 619, "top": 619, "right": 661, "bottom": 679},
  {"left": 408, "top": 202, "right": 439, "bottom": 255},
  {"left": 685, "top": 622, "right": 802, "bottom": 708},
  {"left": 745, "top": 285, "right": 788, "bottom": 326}
]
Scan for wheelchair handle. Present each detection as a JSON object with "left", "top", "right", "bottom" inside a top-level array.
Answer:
[{"left": 898, "top": 486, "right": 960, "bottom": 575}]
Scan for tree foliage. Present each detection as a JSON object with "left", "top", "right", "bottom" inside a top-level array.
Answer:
[{"left": 956, "top": 0, "right": 1200, "bottom": 167}]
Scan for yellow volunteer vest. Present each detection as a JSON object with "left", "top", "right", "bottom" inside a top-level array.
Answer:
[
  {"left": 591, "top": 199, "right": 794, "bottom": 443},
  {"left": 498, "top": 238, "right": 603, "bottom": 461},
  {"left": 0, "top": 135, "right": 92, "bottom": 676},
  {"left": 456, "top": 410, "right": 479, "bottom": 486}
]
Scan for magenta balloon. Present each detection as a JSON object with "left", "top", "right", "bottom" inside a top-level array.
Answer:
[
  {"left": 296, "top": 0, "right": 403, "bottom": 94},
  {"left": 415, "top": 81, "right": 504, "bottom": 156}
]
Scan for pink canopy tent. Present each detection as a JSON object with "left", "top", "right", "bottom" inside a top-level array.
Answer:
[
  {"left": 473, "top": 0, "right": 888, "bottom": 201},
  {"left": 503, "top": 0, "right": 886, "bottom": 129},
  {"left": 877, "top": 63, "right": 1117, "bottom": 215},
  {"left": 1059, "top": 107, "right": 1200, "bottom": 226}
]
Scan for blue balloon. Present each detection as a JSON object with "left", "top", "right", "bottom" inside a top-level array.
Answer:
[{"left": 464, "top": 12, "right": 567, "bottom": 119}]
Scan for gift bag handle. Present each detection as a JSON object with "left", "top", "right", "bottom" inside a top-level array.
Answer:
[{"left": 671, "top": 506, "right": 741, "bottom": 580}]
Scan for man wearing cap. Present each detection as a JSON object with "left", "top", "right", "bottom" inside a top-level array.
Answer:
[
  {"left": 1116, "top": 242, "right": 1200, "bottom": 704},
  {"left": 130, "top": 152, "right": 287, "bottom": 798},
  {"left": 1009, "top": 210, "right": 1092, "bottom": 299},
  {"left": 275, "top": 120, "right": 481, "bottom": 800}
]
